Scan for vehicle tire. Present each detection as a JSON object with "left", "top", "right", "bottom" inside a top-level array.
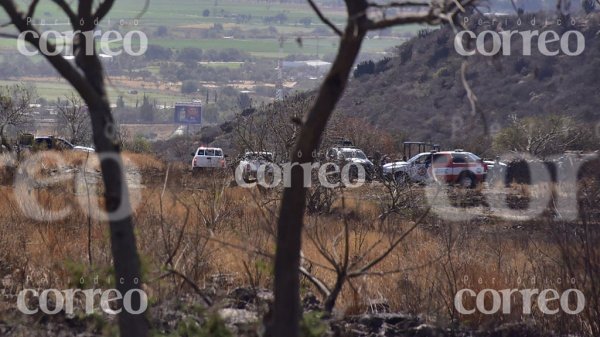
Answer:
[
  {"left": 264, "top": 171, "right": 274, "bottom": 185},
  {"left": 394, "top": 172, "right": 409, "bottom": 186},
  {"left": 348, "top": 165, "right": 359, "bottom": 183},
  {"left": 458, "top": 172, "right": 476, "bottom": 189},
  {"left": 192, "top": 167, "right": 202, "bottom": 176},
  {"left": 325, "top": 165, "right": 341, "bottom": 184}
]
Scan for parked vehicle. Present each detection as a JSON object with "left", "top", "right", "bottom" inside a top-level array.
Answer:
[
  {"left": 26, "top": 136, "right": 95, "bottom": 152},
  {"left": 191, "top": 146, "right": 226, "bottom": 172},
  {"left": 401, "top": 141, "right": 440, "bottom": 161},
  {"left": 382, "top": 150, "right": 488, "bottom": 188},
  {"left": 239, "top": 151, "right": 274, "bottom": 182},
  {"left": 483, "top": 157, "right": 507, "bottom": 184},
  {"left": 326, "top": 145, "right": 375, "bottom": 181}
]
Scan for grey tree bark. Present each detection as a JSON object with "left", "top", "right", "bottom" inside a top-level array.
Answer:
[
  {"left": 0, "top": 1, "right": 148, "bottom": 336},
  {"left": 267, "top": 0, "right": 475, "bottom": 336}
]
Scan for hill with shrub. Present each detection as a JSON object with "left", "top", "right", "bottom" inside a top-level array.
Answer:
[
  {"left": 336, "top": 12, "right": 600, "bottom": 154},
  {"left": 205, "top": 12, "right": 600, "bottom": 159}
]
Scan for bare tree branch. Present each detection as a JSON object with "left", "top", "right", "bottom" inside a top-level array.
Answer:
[
  {"left": 93, "top": 0, "right": 115, "bottom": 22},
  {"left": 299, "top": 266, "right": 331, "bottom": 297},
  {"left": 52, "top": 0, "right": 78, "bottom": 24},
  {"left": 366, "top": 11, "right": 438, "bottom": 29},
  {"left": 0, "top": 1, "right": 149, "bottom": 336},
  {"left": 268, "top": 0, "right": 477, "bottom": 335},
  {"left": 25, "top": 0, "right": 41, "bottom": 21},
  {"left": 307, "top": 0, "right": 343, "bottom": 36},
  {"left": 163, "top": 269, "right": 213, "bottom": 306},
  {"left": 460, "top": 61, "right": 489, "bottom": 136},
  {"left": 0, "top": 32, "right": 19, "bottom": 39},
  {"left": 349, "top": 206, "right": 432, "bottom": 277}
]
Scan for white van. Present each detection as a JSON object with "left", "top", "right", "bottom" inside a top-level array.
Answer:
[{"left": 192, "top": 147, "right": 226, "bottom": 171}]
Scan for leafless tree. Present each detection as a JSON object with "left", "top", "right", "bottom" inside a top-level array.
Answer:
[
  {"left": 494, "top": 114, "right": 587, "bottom": 158},
  {"left": 56, "top": 93, "right": 92, "bottom": 145},
  {"left": 0, "top": 85, "right": 33, "bottom": 151},
  {"left": 510, "top": 0, "right": 524, "bottom": 15},
  {"left": 0, "top": 1, "right": 148, "bottom": 335},
  {"left": 267, "top": 1, "right": 476, "bottom": 336},
  {"left": 234, "top": 93, "right": 308, "bottom": 160},
  {"left": 301, "top": 195, "right": 434, "bottom": 313}
]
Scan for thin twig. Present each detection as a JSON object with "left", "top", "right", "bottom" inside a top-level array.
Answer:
[{"left": 307, "top": 0, "right": 343, "bottom": 36}]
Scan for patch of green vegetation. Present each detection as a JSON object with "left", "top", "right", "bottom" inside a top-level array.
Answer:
[
  {"left": 300, "top": 311, "right": 328, "bottom": 337},
  {"left": 152, "top": 314, "right": 232, "bottom": 337},
  {"left": 63, "top": 260, "right": 115, "bottom": 289},
  {"left": 432, "top": 66, "right": 449, "bottom": 78}
]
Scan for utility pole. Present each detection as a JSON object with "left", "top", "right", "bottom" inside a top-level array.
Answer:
[{"left": 275, "top": 35, "right": 284, "bottom": 101}]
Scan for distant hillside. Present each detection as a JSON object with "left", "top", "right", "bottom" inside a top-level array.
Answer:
[
  {"left": 336, "top": 12, "right": 600, "bottom": 151},
  {"left": 204, "top": 12, "right": 600, "bottom": 158}
]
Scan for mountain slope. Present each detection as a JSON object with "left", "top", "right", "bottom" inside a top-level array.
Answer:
[{"left": 337, "top": 12, "right": 600, "bottom": 149}]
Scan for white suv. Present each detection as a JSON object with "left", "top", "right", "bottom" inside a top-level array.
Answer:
[
  {"left": 326, "top": 146, "right": 376, "bottom": 180},
  {"left": 239, "top": 151, "right": 274, "bottom": 182},
  {"left": 192, "top": 147, "right": 226, "bottom": 172}
]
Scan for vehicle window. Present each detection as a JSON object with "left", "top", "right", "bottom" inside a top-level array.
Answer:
[
  {"left": 408, "top": 154, "right": 423, "bottom": 164},
  {"left": 251, "top": 153, "right": 272, "bottom": 161},
  {"left": 55, "top": 139, "right": 72, "bottom": 150},
  {"left": 215, "top": 150, "right": 223, "bottom": 157},
  {"left": 197, "top": 149, "right": 205, "bottom": 156},
  {"left": 413, "top": 154, "right": 429, "bottom": 164},
  {"left": 433, "top": 154, "right": 449, "bottom": 164},
  {"left": 354, "top": 150, "right": 367, "bottom": 160},
  {"left": 452, "top": 154, "right": 468, "bottom": 163},
  {"left": 205, "top": 149, "right": 215, "bottom": 156},
  {"left": 342, "top": 150, "right": 367, "bottom": 160},
  {"left": 36, "top": 138, "right": 52, "bottom": 149},
  {"left": 468, "top": 153, "right": 480, "bottom": 162}
]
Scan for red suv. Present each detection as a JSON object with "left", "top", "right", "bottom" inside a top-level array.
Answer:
[
  {"left": 429, "top": 151, "right": 488, "bottom": 188},
  {"left": 383, "top": 150, "right": 488, "bottom": 188}
]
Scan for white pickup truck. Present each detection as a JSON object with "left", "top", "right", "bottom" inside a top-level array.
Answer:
[{"left": 192, "top": 147, "right": 226, "bottom": 173}]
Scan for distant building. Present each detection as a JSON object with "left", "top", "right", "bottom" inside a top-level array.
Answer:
[{"left": 282, "top": 60, "right": 331, "bottom": 72}]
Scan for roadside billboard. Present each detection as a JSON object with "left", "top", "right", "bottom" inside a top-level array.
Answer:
[{"left": 174, "top": 102, "right": 202, "bottom": 124}]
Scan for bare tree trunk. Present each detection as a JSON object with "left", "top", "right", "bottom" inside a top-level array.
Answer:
[
  {"left": 90, "top": 102, "right": 148, "bottom": 336},
  {"left": 0, "top": 124, "right": 9, "bottom": 151},
  {"left": 266, "top": 0, "right": 470, "bottom": 331},
  {"left": 267, "top": 4, "right": 367, "bottom": 335},
  {"left": 78, "top": 25, "right": 149, "bottom": 337},
  {"left": 323, "top": 273, "right": 346, "bottom": 313},
  {"left": 0, "top": 1, "right": 149, "bottom": 335}
]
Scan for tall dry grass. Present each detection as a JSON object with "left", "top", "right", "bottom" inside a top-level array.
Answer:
[{"left": 0, "top": 150, "right": 598, "bottom": 335}]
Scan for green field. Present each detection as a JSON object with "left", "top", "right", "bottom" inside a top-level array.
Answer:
[
  {"left": 0, "top": 0, "right": 422, "bottom": 57},
  {"left": 0, "top": 0, "right": 347, "bottom": 25},
  {"left": 0, "top": 79, "right": 187, "bottom": 106},
  {"left": 0, "top": 0, "right": 425, "bottom": 106},
  {"left": 147, "top": 36, "right": 405, "bottom": 57}
]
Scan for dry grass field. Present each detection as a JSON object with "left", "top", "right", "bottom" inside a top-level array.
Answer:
[{"left": 0, "top": 151, "right": 599, "bottom": 336}]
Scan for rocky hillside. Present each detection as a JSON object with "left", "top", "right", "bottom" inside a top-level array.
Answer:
[
  {"left": 203, "top": 12, "right": 600, "bottom": 158},
  {"left": 336, "top": 12, "right": 600, "bottom": 148}
]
